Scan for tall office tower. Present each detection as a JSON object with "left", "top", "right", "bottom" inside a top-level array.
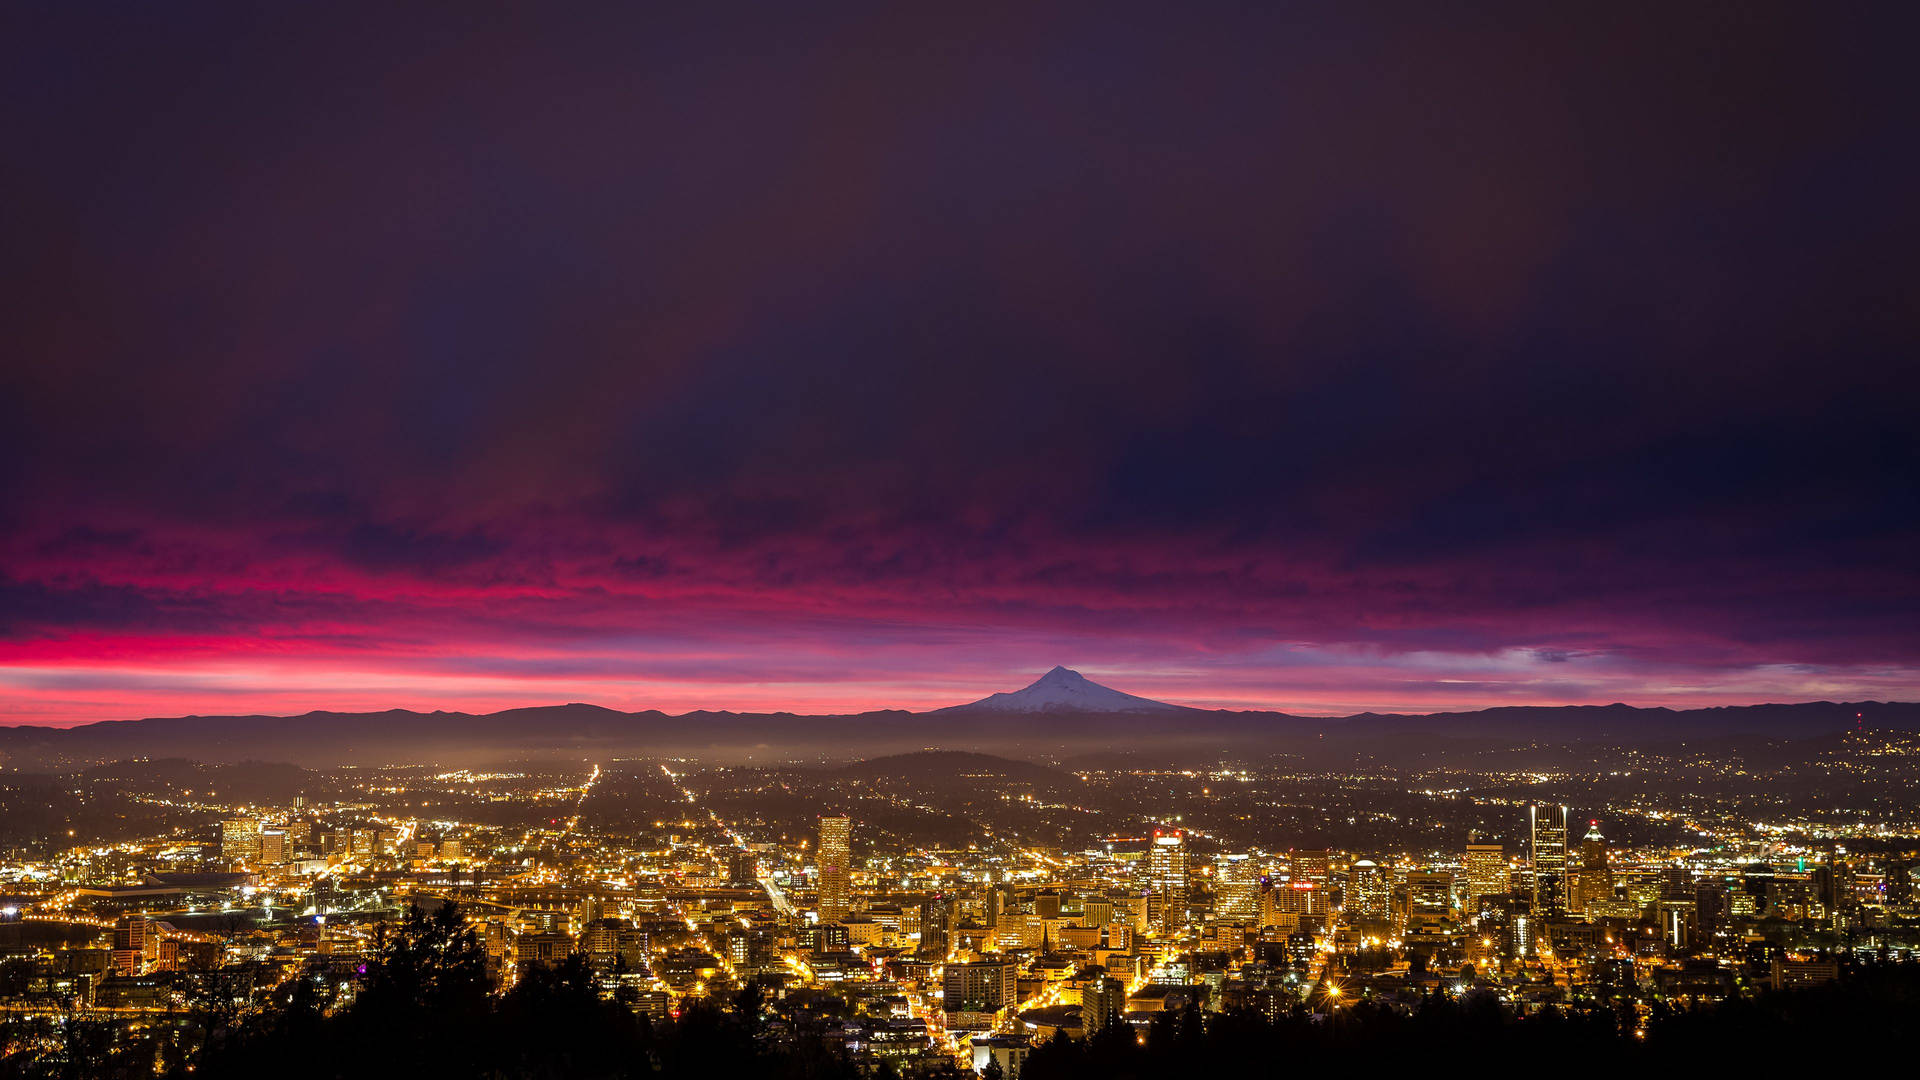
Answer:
[
  {"left": 221, "top": 816, "right": 262, "bottom": 864},
  {"left": 1889, "top": 860, "right": 1915, "bottom": 905},
  {"left": 1506, "top": 913, "right": 1535, "bottom": 959},
  {"left": 1149, "top": 830, "right": 1190, "bottom": 933},
  {"left": 581, "top": 918, "right": 622, "bottom": 963},
  {"left": 113, "top": 914, "right": 154, "bottom": 955},
  {"left": 1347, "top": 860, "right": 1391, "bottom": 917},
  {"left": 1286, "top": 848, "right": 1332, "bottom": 917},
  {"left": 576, "top": 895, "right": 608, "bottom": 926},
  {"left": 1659, "top": 867, "right": 1695, "bottom": 902},
  {"left": 1215, "top": 854, "right": 1260, "bottom": 922},
  {"left": 112, "top": 914, "right": 158, "bottom": 973},
  {"left": 1258, "top": 882, "right": 1285, "bottom": 928},
  {"left": 1404, "top": 870, "right": 1454, "bottom": 923},
  {"left": 1081, "top": 975, "right": 1128, "bottom": 1033},
  {"left": 728, "top": 849, "right": 760, "bottom": 887},
  {"left": 258, "top": 829, "right": 287, "bottom": 865},
  {"left": 1292, "top": 849, "right": 1331, "bottom": 890},
  {"left": 1741, "top": 862, "right": 1775, "bottom": 915},
  {"left": 1266, "top": 875, "right": 1329, "bottom": 919},
  {"left": 284, "top": 817, "right": 313, "bottom": 849},
  {"left": 988, "top": 884, "right": 1017, "bottom": 928},
  {"left": 817, "top": 815, "right": 853, "bottom": 923},
  {"left": 919, "top": 893, "right": 954, "bottom": 958},
  {"left": 1465, "top": 832, "right": 1507, "bottom": 912},
  {"left": 943, "top": 959, "right": 1019, "bottom": 1022},
  {"left": 1658, "top": 893, "right": 1698, "bottom": 950},
  {"left": 1529, "top": 804, "right": 1570, "bottom": 916},
  {"left": 1573, "top": 820, "right": 1610, "bottom": 913},
  {"left": 1692, "top": 878, "right": 1729, "bottom": 941},
  {"left": 1818, "top": 844, "right": 1854, "bottom": 915}
]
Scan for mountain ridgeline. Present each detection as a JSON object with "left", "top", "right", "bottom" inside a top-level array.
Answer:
[{"left": 0, "top": 668, "right": 1914, "bottom": 769}]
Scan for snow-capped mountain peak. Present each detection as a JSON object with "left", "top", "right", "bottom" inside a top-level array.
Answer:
[{"left": 933, "top": 666, "right": 1185, "bottom": 713}]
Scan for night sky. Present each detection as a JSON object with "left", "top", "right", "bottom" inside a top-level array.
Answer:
[{"left": 3, "top": 5, "right": 1916, "bottom": 725}]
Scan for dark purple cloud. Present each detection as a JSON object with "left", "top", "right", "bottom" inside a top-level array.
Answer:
[{"left": 2, "top": 4, "right": 1916, "bottom": 724}]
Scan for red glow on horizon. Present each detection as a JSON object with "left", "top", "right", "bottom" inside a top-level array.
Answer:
[{"left": 1, "top": 510, "right": 1915, "bottom": 728}]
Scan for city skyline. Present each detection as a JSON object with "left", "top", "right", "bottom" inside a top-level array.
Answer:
[{"left": 4, "top": 740, "right": 1910, "bottom": 1078}]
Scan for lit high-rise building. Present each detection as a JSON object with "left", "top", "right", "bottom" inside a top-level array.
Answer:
[
  {"left": 1530, "top": 804, "right": 1569, "bottom": 915},
  {"left": 1573, "top": 820, "right": 1610, "bottom": 913},
  {"left": 1404, "top": 870, "right": 1454, "bottom": 921},
  {"left": 113, "top": 914, "right": 157, "bottom": 973},
  {"left": 1659, "top": 897, "right": 1697, "bottom": 950},
  {"left": 1081, "top": 975, "right": 1127, "bottom": 1033},
  {"left": 1292, "top": 849, "right": 1331, "bottom": 890},
  {"left": 581, "top": 919, "right": 621, "bottom": 961},
  {"left": 919, "top": 893, "right": 954, "bottom": 958},
  {"left": 727, "top": 849, "right": 760, "bottom": 887},
  {"left": 1465, "top": 831, "right": 1506, "bottom": 911},
  {"left": 1149, "top": 830, "right": 1190, "bottom": 933},
  {"left": 818, "top": 815, "right": 852, "bottom": 923},
  {"left": 221, "top": 816, "right": 262, "bottom": 864},
  {"left": 284, "top": 817, "right": 313, "bottom": 851},
  {"left": 1347, "top": 859, "right": 1391, "bottom": 917},
  {"left": 113, "top": 914, "right": 153, "bottom": 954},
  {"left": 1214, "top": 854, "right": 1259, "bottom": 922},
  {"left": 1506, "top": 913, "right": 1535, "bottom": 958},
  {"left": 1264, "top": 874, "right": 1326, "bottom": 921},
  {"left": 943, "top": 958, "right": 1018, "bottom": 1023}
]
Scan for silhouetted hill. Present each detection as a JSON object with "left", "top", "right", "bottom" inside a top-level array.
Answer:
[
  {"left": 0, "top": 698, "right": 1913, "bottom": 769},
  {"left": 1331, "top": 700, "right": 1913, "bottom": 740}
]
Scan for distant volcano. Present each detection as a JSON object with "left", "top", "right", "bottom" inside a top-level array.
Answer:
[{"left": 930, "top": 666, "right": 1191, "bottom": 713}]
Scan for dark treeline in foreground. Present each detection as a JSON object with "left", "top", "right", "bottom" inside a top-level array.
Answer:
[
  {"left": 5, "top": 903, "right": 1917, "bottom": 1079},
  {"left": 1023, "top": 962, "right": 1920, "bottom": 1077}
]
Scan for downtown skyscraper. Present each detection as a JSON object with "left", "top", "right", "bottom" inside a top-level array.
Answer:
[
  {"left": 1465, "top": 830, "right": 1506, "bottom": 910},
  {"left": 818, "top": 815, "right": 852, "bottom": 923},
  {"left": 1150, "top": 830, "right": 1190, "bottom": 933},
  {"left": 1530, "top": 803, "right": 1570, "bottom": 916}
]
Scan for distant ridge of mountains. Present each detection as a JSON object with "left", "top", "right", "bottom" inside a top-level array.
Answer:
[{"left": 0, "top": 667, "right": 1915, "bottom": 768}]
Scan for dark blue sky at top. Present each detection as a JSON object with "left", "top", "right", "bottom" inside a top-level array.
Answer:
[{"left": 1, "top": 3, "right": 1916, "bottom": 723}]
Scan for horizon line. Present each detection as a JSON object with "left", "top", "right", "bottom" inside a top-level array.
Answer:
[{"left": 3, "top": 695, "right": 1909, "bottom": 732}]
